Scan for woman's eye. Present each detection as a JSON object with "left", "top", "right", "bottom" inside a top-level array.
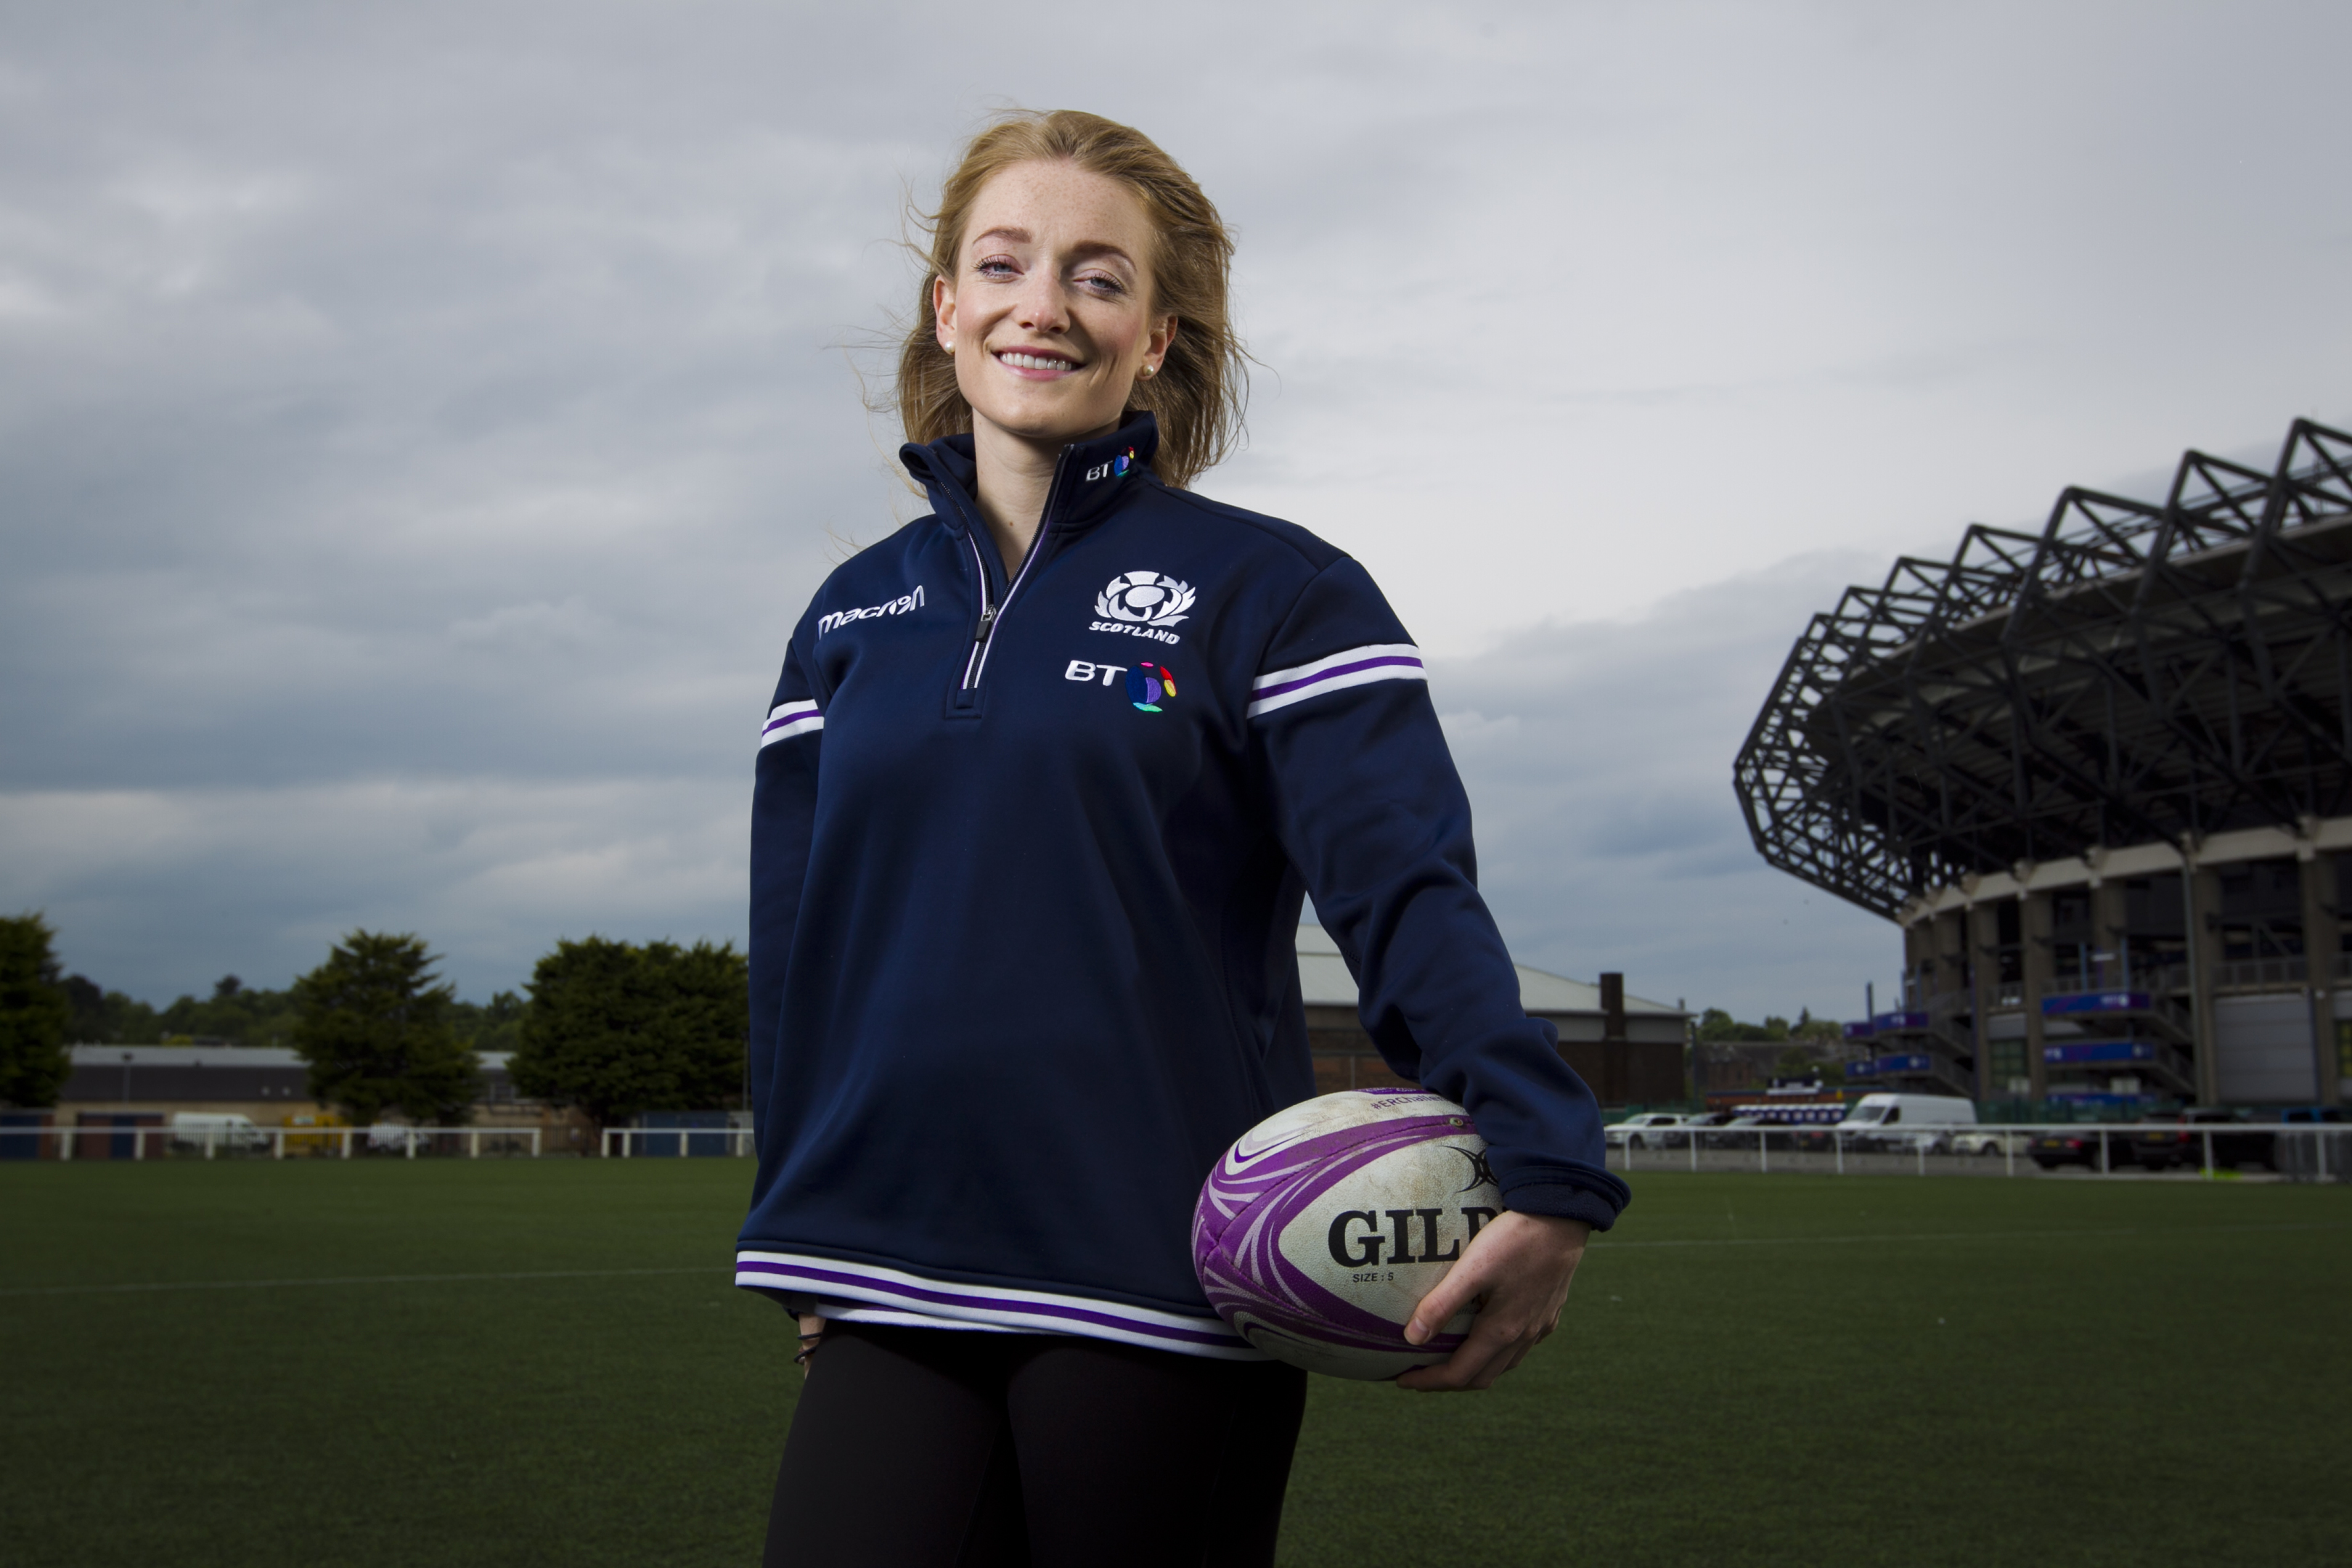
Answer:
[
  {"left": 976, "top": 258, "right": 1017, "bottom": 279},
  {"left": 1078, "top": 272, "right": 1126, "bottom": 296}
]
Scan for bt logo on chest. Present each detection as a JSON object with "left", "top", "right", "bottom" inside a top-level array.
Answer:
[{"left": 1064, "top": 659, "right": 1178, "bottom": 712}]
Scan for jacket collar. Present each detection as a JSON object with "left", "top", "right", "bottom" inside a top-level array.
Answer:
[{"left": 900, "top": 411, "right": 1161, "bottom": 539}]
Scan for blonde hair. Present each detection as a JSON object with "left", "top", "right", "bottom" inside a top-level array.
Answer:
[{"left": 896, "top": 110, "right": 1246, "bottom": 489}]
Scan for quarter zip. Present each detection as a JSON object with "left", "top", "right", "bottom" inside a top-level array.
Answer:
[
  {"left": 958, "top": 456, "right": 1071, "bottom": 692},
  {"left": 958, "top": 531, "right": 997, "bottom": 690}
]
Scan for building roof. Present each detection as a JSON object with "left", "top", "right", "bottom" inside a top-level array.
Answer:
[
  {"left": 69, "top": 1045, "right": 304, "bottom": 1069},
  {"left": 69, "top": 1045, "right": 517, "bottom": 1069},
  {"left": 1295, "top": 926, "right": 1683, "bottom": 1018}
]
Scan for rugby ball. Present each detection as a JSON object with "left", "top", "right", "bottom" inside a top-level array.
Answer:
[{"left": 1193, "top": 1088, "right": 1502, "bottom": 1380}]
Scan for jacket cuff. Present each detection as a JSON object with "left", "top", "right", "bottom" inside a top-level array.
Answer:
[{"left": 1500, "top": 1172, "right": 1627, "bottom": 1233}]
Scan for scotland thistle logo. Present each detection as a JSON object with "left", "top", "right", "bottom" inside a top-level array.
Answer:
[
  {"left": 1095, "top": 571, "right": 1196, "bottom": 629},
  {"left": 1127, "top": 662, "right": 1177, "bottom": 712}
]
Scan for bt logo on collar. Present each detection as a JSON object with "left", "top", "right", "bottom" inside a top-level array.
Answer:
[{"left": 1084, "top": 447, "right": 1140, "bottom": 483}]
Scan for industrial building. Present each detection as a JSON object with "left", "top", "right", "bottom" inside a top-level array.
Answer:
[
  {"left": 3, "top": 1045, "right": 579, "bottom": 1158},
  {"left": 1297, "top": 925, "right": 1687, "bottom": 1103},
  {"left": 1736, "top": 418, "right": 2352, "bottom": 1110}
]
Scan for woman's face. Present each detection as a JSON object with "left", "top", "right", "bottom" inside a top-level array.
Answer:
[{"left": 934, "top": 160, "right": 1177, "bottom": 453}]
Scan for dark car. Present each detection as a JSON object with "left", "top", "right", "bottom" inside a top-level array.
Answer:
[
  {"left": 2134, "top": 1108, "right": 2277, "bottom": 1172},
  {"left": 2029, "top": 1128, "right": 2142, "bottom": 1171},
  {"left": 2275, "top": 1107, "right": 2349, "bottom": 1179},
  {"left": 1702, "top": 1116, "right": 1803, "bottom": 1151},
  {"left": 1675, "top": 1111, "right": 1738, "bottom": 1148}
]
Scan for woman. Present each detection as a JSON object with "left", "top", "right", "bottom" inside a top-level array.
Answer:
[{"left": 740, "top": 110, "right": 1628, "bottom": 1568}]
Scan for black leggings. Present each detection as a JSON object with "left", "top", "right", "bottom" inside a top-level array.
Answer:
[{"left": 764, "top": 1320, "right": 1308, "bottom": 1568}]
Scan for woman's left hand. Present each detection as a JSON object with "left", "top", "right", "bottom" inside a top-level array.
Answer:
[
  {"left": 794, "top": 1312, "right": 826, "bottom": 1376},
  {"left": 1394, "top": 1210, "right": 1591, "bottom": 1392}
]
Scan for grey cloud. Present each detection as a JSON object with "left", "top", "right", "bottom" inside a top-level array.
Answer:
[
  {"left": 1, "top": 777, "right": 748, "bottom": 1005},
  {"left": 1430, "top": 552, "right": 1898, "bottom": 1021},
  {"left": 2, "top": 1, "right": 2345, "bottom": 1008}
]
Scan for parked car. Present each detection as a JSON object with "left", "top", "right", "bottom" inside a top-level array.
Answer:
[
  {"left": 1832, "top": 1093, "right": 1978, "bottom": 1153},
  {"left": 168, "top": 1113, "right": 268, "bottom": 1152},
  {"left": 2133, "top": 1108, "right": 2277, "bottom": 1172},
  {"left": 2275, "top": 1108, "right": 2349, "bottom": 1180},
  {"left": 1949, "top": 1130, "right": 2030, "bottom": 1157},
  {"left": 1606, "top": 1112, "right": 1691, "bottom": 1150},
  {"left": 1702, "top": 1116, "right": 1806, "bottom": 1151},
  {"left": 2029, "top": 1128, "right": 2142, "bottom": 1170}
]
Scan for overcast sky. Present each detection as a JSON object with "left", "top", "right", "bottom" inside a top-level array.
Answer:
[{"left": 2, "top": 1, "right": 2345, "bottom": 1023}]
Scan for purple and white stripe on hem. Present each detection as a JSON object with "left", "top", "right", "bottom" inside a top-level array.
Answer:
[
  {"left": 759, "top": 701, "right": 823, "bottom": 748},
  {"left": 734, "top": 1250, "right": 1265, "bottom": 1360},
  {"left": 1247, "top": 643, "right": 1426, "bottom": 719}
]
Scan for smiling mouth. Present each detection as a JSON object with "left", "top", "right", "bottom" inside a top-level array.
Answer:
[{"left": 995, "top": 349, "right": 1080, "bottom": 372}]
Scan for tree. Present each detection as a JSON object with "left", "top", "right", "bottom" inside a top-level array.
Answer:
[
  {"left": 0, "top": 915, "right": 73, "bottom": 1107},
  {"left": 449, "top": 989, "right": 526, "bottom": 1055},
  {"left": 1789, "top": 1008, "right": 1845, "bottom": 1046},
  {"left": 1699, "top": 1005, "right": 1853, "bottom": 1046},
  {"left": 291, "top": 932, "right": 481, "bottom": 1124},
  {"left": 156, "top": 981, "right": 301, "bottom": 1046},
  {"left": 57, "top": 981, "right": 160, "bottom": 1045},
  {"left": 1696, "top": 1008, "right": 1783, "bottom": 1043},
  {"left": 510, "top": 936, "right": 748, "bottom": 1133},
  {"left": 60, "top": 974, "right": 105, "bottom": 1041}
]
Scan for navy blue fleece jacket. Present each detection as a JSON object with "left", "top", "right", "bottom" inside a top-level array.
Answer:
[{"left": 733, "top": 412, "right": 1627, "bottom": 1349}]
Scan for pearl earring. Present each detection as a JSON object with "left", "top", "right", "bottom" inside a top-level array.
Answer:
[
  {"left": 944, "top": 339, "right": 955, "bottom": 353},
  {"left": 1141, "top": 362, "right": 1157, "bottom": 379}
]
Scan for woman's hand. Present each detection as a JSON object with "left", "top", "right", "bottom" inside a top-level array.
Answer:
[
  {"left": 795, "top": 1312, "right": 826, "bottom": 1376},
  {"left": 1394, "top": 1210, "right": 1590, "bottom": 1392}
]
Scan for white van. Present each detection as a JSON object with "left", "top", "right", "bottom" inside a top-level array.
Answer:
[
  {"left": 1834, "top": 1093, "right": 1977, "bottom": 1153},
  {"left": 169, "top": 1112, "right": 267, "bottom": 1152}
]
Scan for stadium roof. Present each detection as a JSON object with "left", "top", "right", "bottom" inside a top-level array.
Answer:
[
  {"left": 1296, "top": 925, "right": 1682, "bottom": 1016},
  {"left": 1735, "top": 418, "right": 2352, "bottom": 918}
]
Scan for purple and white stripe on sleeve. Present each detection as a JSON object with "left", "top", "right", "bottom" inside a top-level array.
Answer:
[
  {"left": 1247, "top": 643, "right": 1426, "bottom": 719},
  {"left": 760, "top": 701, "right": 824, "bottom": 748}
]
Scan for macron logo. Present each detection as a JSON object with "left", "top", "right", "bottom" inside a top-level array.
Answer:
[{"left": 817, "top": 585, "right": 925, "bottom": 638}]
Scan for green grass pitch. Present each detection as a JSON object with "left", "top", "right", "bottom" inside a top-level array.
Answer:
[{"left": 1, "top": 1161, "right": 2342, "bottom": 1566}]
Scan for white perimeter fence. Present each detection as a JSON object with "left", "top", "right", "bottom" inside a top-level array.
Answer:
[
  {"left": 1609, "top": 1122, "right": 2350, "bottom": 1180},
  {"left": 601, "top": 1127, "right": 753, "bottom": 1158},
  {"left": 7, "top": 1120, "right": 2343, "bottom": 1179},
  {"left": 0, "top": 1125, "right": 539, "bottom": 1161}
]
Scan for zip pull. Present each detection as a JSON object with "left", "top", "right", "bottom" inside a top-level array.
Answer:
[{"left": 972, "top": 604, "right": 997, "bottom": 645}]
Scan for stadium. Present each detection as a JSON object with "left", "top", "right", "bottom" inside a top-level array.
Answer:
[{"left": 1736, "top": 417, "right": 2352, "bottom": 1113}]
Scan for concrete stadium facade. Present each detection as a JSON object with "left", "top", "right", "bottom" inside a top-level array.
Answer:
[{"left": 1737, "top": 418, "right": 2352, "bottom": 1111}]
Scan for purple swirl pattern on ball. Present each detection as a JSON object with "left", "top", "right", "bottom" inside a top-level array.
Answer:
[{"left": 1193, "top": 1106, "right": 1479, "bottom": 1362}]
